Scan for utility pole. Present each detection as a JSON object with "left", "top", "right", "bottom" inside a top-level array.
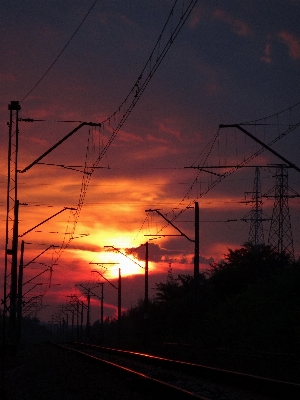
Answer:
[
  {"left": 4, "top": 101, "right": 20, "bottom": 347},
  {"left": 77, "top": 284, "right": 92, "bottom": 342},
  {"left": 3, "top": 103, "right": 100, "bottom": 345},
  {"left": 146, "top": 203, "right": 199, "bottom": 289},
  {"left": 144, "top": 242, "right": 149, "bottom": 320},
  {"left": 16, "top": 240, "right": 24, "bottom": 342},
  {"left": 146, "top": 204, "right": 200, "bottom": 339},
  {"left": 59, "top": 309, "right": 69, "bottom": 341},
  {"left": 118, "top": 268, "right": 121, "bottom": 340},
  {"left": 67, "top": 294, "right": 86, "bottom": 341},
  {"left": 86, "top": 290, "right": 91, "bottom": 340},
  {"left": 194, "top": 202, "right": 200, "bottom": 308},
  {"left": 99, "top": 283, "right": 104, "bottom": 342},
  {"left": 9, "top": 199, "right": 19, "bottom": 344},
  {"left": 80, "top": 301, "right": 84, "bottom": 340},
  {"left": 92, "top": 268, "right": 121, "bottom": 341},
  {"left": 142, "top": 242, "right": 150, "bottom": 345}
]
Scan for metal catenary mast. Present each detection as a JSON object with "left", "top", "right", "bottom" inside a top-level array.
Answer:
[{"left": 4, "top": 101, "right": 21, "bottom": 342}]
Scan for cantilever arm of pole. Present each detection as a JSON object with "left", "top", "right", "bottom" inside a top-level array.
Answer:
[
  {"left": 24, "top": 244, "right": 58, "bottom": 267},
  {"left": 92, "top": 271, "right": 117, "bottom": 290},
  {"left": 146, "top": 209, "right": 194, "bottom": 242},
  {"left": 22, "top": 268, "right": 49, "bottom": 286},
  {"left": 105, "top": 246, "right": 144, "bottom": 269},
  {"left": 19, "top": 207, "right": 76, "bottom": 237},
  {"left": 219, "top": 124, "right": 300, "bottom": 173},
  {"left": 18, "top": 121, "right": 101, "bottom": 173}
]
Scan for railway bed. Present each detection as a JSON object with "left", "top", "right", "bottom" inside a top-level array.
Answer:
[
  {"left": 3, "top": 342, "right": 300, "bottom": 399},
  {"left": 59, "top": 342, "right": 300, "bottom": 399}
]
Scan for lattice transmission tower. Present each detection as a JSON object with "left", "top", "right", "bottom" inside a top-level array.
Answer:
[
  {"left": 242, "top": 167, "right": 268, "bottom": 246},
  {"left": 264, "top": 164, "right": 299, "bottom": 261}
]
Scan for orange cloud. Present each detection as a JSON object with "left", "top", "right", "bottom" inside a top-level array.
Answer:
[
  {"left": 28, "top": 136, "right": 49, "bottom": 146},
  {"left": 146, "top": 134, "right": 169, "bottom": 144},
  {"left": 213, "top": 9, "right": 252, "bottom": 37},
  {"left": 189, "top": 5, "right": 203, "bottom": 28},
  {"left": 0, "top": 72, "right": 15, "bottom": 82},
  {"left": 278, "top": 31, "right": 300, "bottom": 59},
  {"left": 117, "top": 128, "right": 143, "bottom": 143},
  {"left": 120, "top": 14, "right": 135, "bottom": 26},
  {"left": 260, "top": 42, "right": 272, "bottom": 64},
  {"left": 194, "top": 61, "right": 222, "bottom": 96},
  {"left": 158, "top": 121, "right": 181, "bottom": 140}
]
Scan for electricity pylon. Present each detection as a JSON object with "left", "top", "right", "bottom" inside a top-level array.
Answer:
[
  {"left": 241, "top": 167, "right": 269, "bottom": 246},
  {"left": 264, "top": 164, "right": 299, "bottom": 261}
]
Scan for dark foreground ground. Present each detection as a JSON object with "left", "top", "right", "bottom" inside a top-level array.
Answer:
[
  {"left": 1, "top": 342, "right": 299, "bottom": 400},
  {"left": 0, "top": 343, "right": 157, "bottom": 400}
]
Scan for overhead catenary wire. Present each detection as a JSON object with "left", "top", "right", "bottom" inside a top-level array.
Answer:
[
  {"left": 21, "top": 0, "right": 99, "bottom": 103},
  {"left": 44, "top": 0, "right": 199, "bottom": 259},
  {"left": 14, "top": 2, "right": 200, "bottom": 264},
  {"left": 146, "top": 103, "right": 300, "bottom": 240}
]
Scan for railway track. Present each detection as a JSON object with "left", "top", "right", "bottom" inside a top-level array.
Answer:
[{"left": 52, "top": 342, "right": 300, "bottom": 399}]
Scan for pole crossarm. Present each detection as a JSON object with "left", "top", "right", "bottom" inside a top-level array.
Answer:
[
  {"left": 144, "top": 234, "right": 183, "bottom": 237},
  {"left": 22, "top": 294, "right": 43, "bottom": 305},
  {"left": 88, "top": 289, "right": 102, "bottom": 301},
  {"left": 19, "top": 207, "right": 76, "bottom": 237},
  {"left": 22, "top": 283, "right": 45, "bottom": 297},
  {"left": 219, "top": 124, "right": 300, "bottom": 173},
  {"left": 104, "top": 246, "right": 144, "bottom": 269},
  {"left": 92, "top": 270, "right": 118, "bottom": 290},
  {"left": 67, "top": 294, "right": 87, "bottom": 309},
  {"left": 24, "top": 244, "right": 59, "bottom": 267},
  {"left": 145, "top": 209, "right": 194, "bottom": 242},
  {"left": 18, "top": 122, "right": 101, "bottom": 173},
  {"left": 89, "top": 262, "right": 118, "bottom": 265},
  {"left": 22, "top": 268, "right": 50, "bottom": 286},
  {"left": 76, "top": 283, "right": 100, "bottom": 293}
]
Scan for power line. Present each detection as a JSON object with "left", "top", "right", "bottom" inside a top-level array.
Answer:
[
  {"left": 51, "top": 1, "right": 199, "bottom": 252},
  {"left": 240, "top": 100, "right": 300, "bottom": 125},
  {"left": 21, "top": 0, "right": 99, "bottom": 102}
]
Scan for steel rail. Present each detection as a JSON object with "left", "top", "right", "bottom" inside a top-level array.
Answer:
[
  {"left": 72, "top": 343, "right": 300, "bottom": 399},
  {"left": 51, "top": 342, "right": 209, "bottom": 399}
]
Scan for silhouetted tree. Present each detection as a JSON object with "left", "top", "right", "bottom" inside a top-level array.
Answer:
[
  {"left": 207, "top": 243, "right": 291, "bottom": 303},
  {"left": 91, "top": 244, "right": 300, "bottom": 352}
]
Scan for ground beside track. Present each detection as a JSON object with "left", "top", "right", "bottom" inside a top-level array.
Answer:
[{"left": 0, "top": 343, "right": 160, "bottom": 400}]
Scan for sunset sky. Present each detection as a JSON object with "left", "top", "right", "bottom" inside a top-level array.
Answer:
[{"left": 1, "top": 0, "right": 300, "bottom": 324}]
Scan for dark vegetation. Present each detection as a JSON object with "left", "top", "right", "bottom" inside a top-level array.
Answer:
[
  {"left": 3, "top": 244, "right": 299, "bottom": 355},
  {"left": 2, "top": 243, "right": 299, "bottom": 400},
  {"left": 95, "top": 243, "right": 300, "bottom": 354}
]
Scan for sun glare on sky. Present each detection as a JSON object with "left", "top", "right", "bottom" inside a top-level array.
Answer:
[{"left": 91, "top": 250, "right": 145, "bottom": 279}]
